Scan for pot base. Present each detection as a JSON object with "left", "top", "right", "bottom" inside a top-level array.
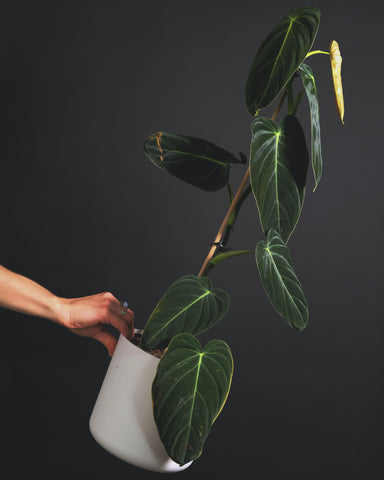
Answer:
[{"left": 89, "top": 334, "right": 191, "bottom": 473}]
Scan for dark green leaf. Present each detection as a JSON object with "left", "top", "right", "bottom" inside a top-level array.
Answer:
[
  {"left": 250, "top": 115, "right": 309, "bottom": 242},
  {"left": 141, "top": 275, "right": 230, "bottom": 351},
  {"left": 300, "top": 63, "right": 322, "bottom": 190},
  {"left": 255, "top": 229, "right": 308, "bottom": 330},
  {"left": 144, "top": 132, "right": 242, "bottom": 191},
  {"left": 245, "top": 6, "right": 320, "bottom": 115},
  {"left": 152, "top": 333, "right": 233, "bottom": 465}
]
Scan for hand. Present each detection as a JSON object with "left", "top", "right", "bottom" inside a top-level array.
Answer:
[{"left": 56, "top": 292, "right": 134, "bottom": 356}]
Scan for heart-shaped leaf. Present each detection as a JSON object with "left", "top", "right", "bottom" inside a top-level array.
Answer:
[
  {"left": 250, "top": 115, "right": 309, "bottom": 242},
  {"left": 300, "top": 63, "right": 322, "bottom": 190},
  {"left": 245, "top": 6, "right": 320, "bottom": 115},
  {"left": 255, "top": 229, "right": 308, "bottom": 330},
  {"left": 144, "top": 132, "right": 243, "bottom": 191},
  {"left": 141, "top": 275, "right": 230, "bottom": 351},
  {"left": 152, "top": 333, "right": 233, "bottom": 466}
]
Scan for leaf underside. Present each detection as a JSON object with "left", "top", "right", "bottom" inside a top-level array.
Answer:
[
  {"left": 255, "top": 229, "right": 308, "bottom": 330},
  {"left": 245, "top": 6, "right": 321, "bottom": 115},
  {"left": 141, "top": 275, "right": 230, "bottom": 351},
  {"left": 300, "top": 63, "right": 322, "bottom": 189},
  {"left": 152, "top": 334, "right": 233, "bottom": 465},
  {"left": 144, "top": 131, "right": 242, "bottom": 191}
]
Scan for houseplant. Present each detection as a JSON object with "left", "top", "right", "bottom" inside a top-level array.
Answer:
[{"left": 90, "top": 5, "right": 344, "bottom": 471}]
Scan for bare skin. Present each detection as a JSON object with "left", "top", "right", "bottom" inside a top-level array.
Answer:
[{"left": 0, "top": 265, "right": 134, "bottom": 356}]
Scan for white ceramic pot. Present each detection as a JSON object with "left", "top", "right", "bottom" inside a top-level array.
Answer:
[{"left": 89, "top": 332, "right": 192, "bottom": 473}]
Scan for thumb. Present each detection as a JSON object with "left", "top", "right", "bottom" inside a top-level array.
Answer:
[{"left": 94, "top": 329, "right": 117, "bottom": 356}]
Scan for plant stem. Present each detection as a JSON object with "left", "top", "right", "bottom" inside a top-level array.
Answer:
[
  {"left": 198, "top": 169, "right": 250, "bottom": 277},
  {"left": 202, "top": 185, "right": 253, "bottom": 277},
  {"left": 305, "top": 50, "right": 330, "bottom": 58},
  {"left": 197, "top": 91, "right": 286, "bottom": 277},
  {"left": 272, "top": 90, "right": 286, "bottom": 122}
]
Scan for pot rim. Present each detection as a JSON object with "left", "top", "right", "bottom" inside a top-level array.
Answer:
[{"left": 117, "top": 330, "right": 161, "bottom": 363}]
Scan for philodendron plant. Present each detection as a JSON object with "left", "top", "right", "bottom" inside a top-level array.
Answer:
[{"left": 136, "top": 6, "right": 344, "bottom": 467}]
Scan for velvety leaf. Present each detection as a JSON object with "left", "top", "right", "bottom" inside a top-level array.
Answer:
[
  {"left": 300, "top": 63, "right": 322, "bottom": 190},
  {"left": 255, "top": 229, "right": 308, "bottom": 330},
  {"left": 144, "top": 132, "right": 243, "bottom": 191},
  {"left": 152, "top": 333, "right": 233, "bottom": 465},
  {"left": 250, "top": 115, "right": 309, "bottom": 242},
  {"left": 245, "top": 6, "right": 320, "bottom": 115},
  {"left": 141, "top": 275, "right": 230, "bottom": 351}
]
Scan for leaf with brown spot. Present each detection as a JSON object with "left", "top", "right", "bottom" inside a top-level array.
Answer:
[{"left": 144, "top": 131, "right": 244, "bottom": 191}]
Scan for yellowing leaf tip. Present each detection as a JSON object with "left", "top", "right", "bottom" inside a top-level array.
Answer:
[{"left": 329, "top": 40, "right": 345, "bottom": 124}]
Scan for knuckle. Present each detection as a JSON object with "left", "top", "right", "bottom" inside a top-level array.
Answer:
[
  {"left": 102, "top": 292, "right": 116, "bottom": 308},
  {"left": 102, "top": 291, "right": 115, "bottom": 301}
]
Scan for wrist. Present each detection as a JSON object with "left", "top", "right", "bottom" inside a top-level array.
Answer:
[{"left": 49, "top": 296, "right": 71, "bottom": 327}]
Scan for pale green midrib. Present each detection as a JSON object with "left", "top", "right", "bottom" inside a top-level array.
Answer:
[
  {"left": 266, "top": 247, "right": 302, "bottom": 317},
  {"left": 148, "top": 291, "right": 211, "bottom": 343},
  {"left": 250, "top": 125, "right": 276, "bottom": 233},
  {"left": 183, "top": 355, "right": 203, "bottom": 460},
  {"left": 160, "top": 353, "right": 202, "bottom": 385},
  {"left": 258, "top": 18, "right": 295, "bottom": 107},
  {"left": 155, "top": 352, "right": 204, "bottom": 422},
  {"left": 274, "top": 134, "right": 281, "bottom": 231},
  {"left": 160, "top": 148, "right": 228, "bottom": 166},
  {"left": 158, "top": 361, "right": 202, "bottom": 435}
]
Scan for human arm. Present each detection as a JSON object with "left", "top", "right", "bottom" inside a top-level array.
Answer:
[{"left": 0, "top": 265, "right": 134, "bottom": 355}]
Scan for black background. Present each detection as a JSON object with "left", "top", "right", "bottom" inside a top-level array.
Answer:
[{"left": 1, "top": 0, "right": 383, "bottom": 478}]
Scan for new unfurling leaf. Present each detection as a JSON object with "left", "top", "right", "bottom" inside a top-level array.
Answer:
[{"left": 329, "top": 40, "right": 345, "bottom": 124}]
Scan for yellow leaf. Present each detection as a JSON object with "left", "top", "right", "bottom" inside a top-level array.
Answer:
[{"left": 329, "top": 40, "right": 344, "bottom": 124}]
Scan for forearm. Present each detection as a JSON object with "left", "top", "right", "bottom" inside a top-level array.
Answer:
[
  {"left": 0, "top": 265, "right": 63, "bottom": 324},
  {"left": 0, "top": 265, "right": 134, "bottom": 355}
]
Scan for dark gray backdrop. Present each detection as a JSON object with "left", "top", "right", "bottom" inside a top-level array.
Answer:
[{"left": 1, "top": 0, "right": 382, "bottom": 478}]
